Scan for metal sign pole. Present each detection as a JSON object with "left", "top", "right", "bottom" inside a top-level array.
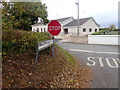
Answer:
[
  {"left": 52, "top": 36, "right": 55, "bottom": 57},
  {"left": 34, "top": 39, "right": 54, "bottom": 71},
  {"left": 35, "top": 50, "right": 39, "bottom": 67},
  {"left": 34, "top": 42, "right": 39, "bottom": 71}
]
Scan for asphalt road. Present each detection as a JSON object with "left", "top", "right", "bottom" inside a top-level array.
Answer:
[{"left": 57, "top": 42, "right": 119, "bottom": 88}]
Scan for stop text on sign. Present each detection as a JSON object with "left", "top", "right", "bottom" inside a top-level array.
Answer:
[
  {"left": 48, "top": 20, "right": 61, "bottom": 36},
  {"left": 48, "top": 26, "right": 61, "bottom": 31}
]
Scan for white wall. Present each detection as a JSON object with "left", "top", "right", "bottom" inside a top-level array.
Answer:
[
  {"left": 62, "top": 26, "right": 77, "bottom": 36},
  {"left": 88, "top": 35, "right": 120, "bottom": 45},
  {"left": 32, "top": 25, "right": 47, "bottom": 32},
  {"left": 68, "top": 27, "right": 77, "bottom": 34}
]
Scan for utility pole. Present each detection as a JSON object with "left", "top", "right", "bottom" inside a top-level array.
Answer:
[
  {"left": 118, "top": 1, "right": 120, "bottom": 30},
  {"left": 76, "top": 0, "right": 79, "bottom": 36}
]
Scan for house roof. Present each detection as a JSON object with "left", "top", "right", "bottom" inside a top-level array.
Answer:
[
  {"left": 31, "top": 17, "right": 99, "bottom": 27},
  {"left": 54, "top": 17, "right": 73, "bottom": 23},
  {"left": 63, "top": 17, "right": 92, "bottom": 27},
  {"left": 32, "top": 17, "right": 72, "bottom": 26},
  {"left": 31, "top": 22, "right": 45, "bottom": 26}
]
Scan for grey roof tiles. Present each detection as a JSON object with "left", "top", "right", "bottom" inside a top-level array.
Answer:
[
  {"left": 31, "top": 17, "right": 99, "bottom": 27},
  {"left": 63, "top": 17, "right": 92, "bottom": 27}
]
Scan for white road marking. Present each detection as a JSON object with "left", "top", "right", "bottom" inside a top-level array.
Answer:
[
  {"left": 69, "top": 49, "right": 120, "bottom": 55},
  {"left": 105, "top": 58, "right": 118, "bottom": 68},
  {"left": 98, "top": 57, "right": 104, "bottom": 67},
  {"left": 112, "top": 58, "right": 119, "bottom": 67},
  {"left": 87, "top": 57, "right": 96, "bottom": 66},
  {"left": 116, "top": 58, "right": 120, "bottom": 64},
  {"left": 87, "top": 57, "right": 119, "bottom": 68}
]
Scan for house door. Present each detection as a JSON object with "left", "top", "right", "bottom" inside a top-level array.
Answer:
[{"left": 64, "top": 29, "right": 68, "bottom": 34}]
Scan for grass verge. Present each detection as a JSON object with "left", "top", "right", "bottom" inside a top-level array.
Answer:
[{"left": 55, "top": 43, "right": 76, "bottom": 64}]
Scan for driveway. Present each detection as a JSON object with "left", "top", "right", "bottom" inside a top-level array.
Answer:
[{"left": 57, "top": 42, "right": 119, "bottom": 88}]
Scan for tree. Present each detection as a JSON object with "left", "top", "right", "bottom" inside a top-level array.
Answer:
[
  {"left": 2, "top": 2, "right": 49, "bottom": 30},
  {"left": 109, "top": 24, "right": 116, "bottom": 31}
]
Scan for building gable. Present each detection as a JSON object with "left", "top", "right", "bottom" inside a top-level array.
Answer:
[
  {"left": 55, "top": 17, "right": 73, "bottom": 23},
  {"left": 62, "top": 17, "right": 74, "bottom": 26},
  {"left": 81, "top": 17, "right": 99, "bottom": 28}
]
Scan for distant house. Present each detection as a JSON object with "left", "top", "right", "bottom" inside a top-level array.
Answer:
[
  {"left": 31, "top": 22, "right": 47, "bottom": 32},
  {"left": 31, "top": 16, "right": 100, "bottom": 36}
]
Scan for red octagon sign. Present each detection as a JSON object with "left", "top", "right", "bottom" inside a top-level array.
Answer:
[{"left": 48, "top": 20, "right": 61, "bottom": 36}]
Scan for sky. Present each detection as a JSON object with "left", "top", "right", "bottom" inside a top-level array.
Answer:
[{"left": 42, "top": 0, "right": 120, "bottom": 28}]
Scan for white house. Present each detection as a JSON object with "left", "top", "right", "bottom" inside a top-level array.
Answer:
[{"left": 31, "top": 16, "right": 100, "bottom": 36}]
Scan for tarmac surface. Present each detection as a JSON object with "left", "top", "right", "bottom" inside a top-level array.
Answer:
[{"left": 57, "top": 41, "right": 119, "bottom": 88}]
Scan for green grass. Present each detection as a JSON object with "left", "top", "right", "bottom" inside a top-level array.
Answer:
[
  {"left": 92, "top": 29, "right": 120, "bottom": 35},
  {"left": 92, "top": 30, "right": 106, "bottom": 35},
  {"left": 105, "top": 33, "right": 120, "bottom": 35},
  {"left": 55, "top": 43, "right": 76, "bottom": 64}
]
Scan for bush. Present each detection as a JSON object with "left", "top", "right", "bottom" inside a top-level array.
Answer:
[
  {"left": 92, "top": 30, "right": 104, "bottom": 35},
  {"left": 2, "top": 30, "right": 51, "bottom": 55},
  {"left": 92, "top": 29, "right": 109, "bottom": 35}
]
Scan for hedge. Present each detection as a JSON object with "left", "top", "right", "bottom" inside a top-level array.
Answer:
[
  {"left": 92, "top": 30, "right": 107, "bottom": 35},
  {"left": 2, "top": 30, "right": 51, "bottom": 55}
]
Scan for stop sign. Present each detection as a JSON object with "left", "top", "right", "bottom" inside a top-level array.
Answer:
[{"left": 48, "top": 20, "right": 61, "bottom": 36}]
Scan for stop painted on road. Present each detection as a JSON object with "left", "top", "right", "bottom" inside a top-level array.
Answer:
[{"left": 87, "top": 57, "right": 119, "bottom": 68}]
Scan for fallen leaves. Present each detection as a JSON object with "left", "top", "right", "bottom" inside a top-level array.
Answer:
[{"left": 2, "top": 48, "right": 91, "bottom": 88}]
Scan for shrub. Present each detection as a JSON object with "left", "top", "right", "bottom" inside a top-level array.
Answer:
[
  {"left": 92, "top": 30, "right": 106, "bottom": 35},
  {"left": 2, "top": 30, "right": 51, "bottom": 55}
]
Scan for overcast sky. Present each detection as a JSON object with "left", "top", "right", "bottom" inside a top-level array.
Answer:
[{"left": 42, "top": 0, "right": 119, "bottom": 28}]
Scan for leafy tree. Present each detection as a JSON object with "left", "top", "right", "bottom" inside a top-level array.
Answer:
[
  {"left": 2, "top": 2, "right": 49, "bottom": 30},
  {"left": 109, "top": 24, "right": 116, "bottom": 31}
]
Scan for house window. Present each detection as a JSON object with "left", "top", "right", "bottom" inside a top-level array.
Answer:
[
  {"left": 95, "top": 29, "right": 97, "bottom": 32},
  {"left": 41, "top": 28, "right": 42, "bottom": 32},
  {"left": 83, "top": 28, "right": 86, "bottom": 32},
  {"left": 89, "top": 28, "right": 92, "bottom": 32},
  {"left": 36, "top": 28, "right": 39, "bottom": 32},
  {"left": 64, "top": 29, "right": 68, "bottom": 34}
]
